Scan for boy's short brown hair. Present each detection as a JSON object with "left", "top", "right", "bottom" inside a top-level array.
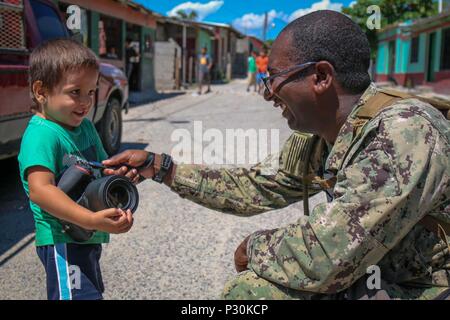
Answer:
[{"left": 29, "top": 38, "right": 99, "bottom": 110}]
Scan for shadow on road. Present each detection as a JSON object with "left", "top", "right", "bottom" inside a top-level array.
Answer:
[
  {"left": 0, "top": 157, "right": 35, "bottom": 263},
  {"left": 118, "top": 142, "right": 149, "bottom": 153},
  {"left": 123, "top": 117, "right": 166, "bottom": 123}
]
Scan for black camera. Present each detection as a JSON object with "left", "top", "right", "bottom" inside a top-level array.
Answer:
[{"left": 56, "top": 159, "right": 139, "bottom": 242}]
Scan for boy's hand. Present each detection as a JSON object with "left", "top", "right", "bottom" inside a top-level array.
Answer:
[{"left": 87, "top": 208, "right": 134, "bottom": 234}]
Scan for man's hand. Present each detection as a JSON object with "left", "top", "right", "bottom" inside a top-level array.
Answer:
[
  {"left": 234, "top": 235, "right": 251, "bottom": 272},
  {"left": 103, "top": 149, "right": 149, "bottom": 168},
  {"left": 102, "top": 150, "right": 149, "bottom": 183}
]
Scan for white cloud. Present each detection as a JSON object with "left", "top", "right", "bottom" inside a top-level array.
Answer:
[
  {"left": 233, "top": 10, "right": 287, "bottom": 32},
  {"left": 288, "top": 0, "right": 343, "bottom": 22},
  {"left": 349, "top": 1, "right": 357, "bottom": 7},
  {"left": 167, "top": 1, "right": 224, "bottom": 21}
]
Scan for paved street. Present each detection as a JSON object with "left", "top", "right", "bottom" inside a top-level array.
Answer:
[{"left": 0, "top": 79, "right": 325, "bottom": 299}]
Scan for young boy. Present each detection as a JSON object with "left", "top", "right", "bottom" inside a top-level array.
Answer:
[
  {"left": 246, "top": 51, "right": 257, "bottom": 93},
  {"left": 256, "top": 49, "right": 269, "bottom": 95},
  {"left": 197, "top": 47, "right": 212, "bottom": 95},
  {"left": 18, "top": 39, "right": 134, "bottom": 300}
]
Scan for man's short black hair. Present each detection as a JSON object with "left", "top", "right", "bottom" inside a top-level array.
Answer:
[{"left": 283, "top": 10, "right": 371, "bottom": 93}]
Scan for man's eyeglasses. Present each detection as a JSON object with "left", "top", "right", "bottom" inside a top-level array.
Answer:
[{"left": 262, "top": 62, "right": 317, "bottom": 96}]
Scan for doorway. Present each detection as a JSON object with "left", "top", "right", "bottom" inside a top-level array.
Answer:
[
  {"left": 426, "top": 32, "right": 436, "bottom": 82},
  {"left": 388, "top": 40, "right": 396, "bottom": 77},
  {"left": 126, "top": 23, "right": 142, "bottom": 91}
]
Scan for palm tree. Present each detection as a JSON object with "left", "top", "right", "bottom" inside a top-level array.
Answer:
[{"left": 176, "top": 9, "right": 198, "bottom": 21}]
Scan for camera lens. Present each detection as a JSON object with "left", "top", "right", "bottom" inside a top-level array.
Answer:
[
  {"left": 106, "top": 182, "right": 132, "bottom": 209},
  {"left": 82, "top": 175, "right": 139, "bottom": 213},
  {"left": 107, "top": 185, "right": 129, "bottom": 209}
]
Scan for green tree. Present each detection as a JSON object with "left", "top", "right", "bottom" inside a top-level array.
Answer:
[
  {"left": 175, "top": 9, "right": 198, "bottom": 21},
  {"left": 342, "top": 0, "right": 438, "bottom": 58},
  {"left": 265, "top": 39, "right": 274, "bottom": 48}
]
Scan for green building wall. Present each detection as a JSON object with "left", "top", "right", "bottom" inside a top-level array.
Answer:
[
  {"left": 196, "top": 29, "right": 212, "bottom": 56},
  {"left": 376, "top": 26, "right": 445, "bottom": 77},
  {"left": 140, "top": 27, "right": 156, "bottom": 92},
  {"left": 432, "top": 30, "right": 442, "bottom": 73},
  {"left": 55, "top": 2, "right": 155, "bottom": 92},
  {"left": 89, "top": 11, "right": 100, "bottom": 55},
  {"left": 376, "top": 41, "right": 389, "bottom": 75},
  {"left": 407, "top": 33, "right": 426, "bottom": 74}
]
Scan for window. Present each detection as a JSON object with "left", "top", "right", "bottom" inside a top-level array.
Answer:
[
  {"left": 441, "top": 28, "right": 450, "bottom": 70},
  {"left": 30, "top": 0, "right": 68, "bottom": 41},
  {"left": 410, "top": 36, "right": 419, "bottom": 63},
  {"left": 99, "top": 15, "right": 122, "bottom": 60}
]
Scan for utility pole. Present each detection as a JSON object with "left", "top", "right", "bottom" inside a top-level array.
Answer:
[
  {"left": 262, "top": 11, "right": 268, "bottom": 42},
  {"left": 182, "top": 23, "right": 187, "bottom": 88}
]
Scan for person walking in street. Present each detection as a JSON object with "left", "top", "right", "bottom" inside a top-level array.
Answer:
[
  {"left": 197, "top": 47, "right": 213, "bottom": 95},
  {"left": 256, "top": 49, "right": 269, "bottom": 95},
  {"left": 246, "top": 50, "right": 257, "bottom": 92}
]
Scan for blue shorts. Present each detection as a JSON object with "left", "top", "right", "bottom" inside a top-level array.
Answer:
[
  {"left": 256, "top": 72, "right": 266, "bottom": 84},
  {"left": 36, "top": 243, "right": 104, "bottom": 300}
]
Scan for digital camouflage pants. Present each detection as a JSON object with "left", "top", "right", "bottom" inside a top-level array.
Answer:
[{"left": 221, "top": 270, "right": 450, "bottom": 300}]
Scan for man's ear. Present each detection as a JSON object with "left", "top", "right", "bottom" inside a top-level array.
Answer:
[
  {"left": 312, "top": 61, "right": 334, "bottom": 95},
  {"left": 32, "top": 81, "right": 48, "bottom": 105}
]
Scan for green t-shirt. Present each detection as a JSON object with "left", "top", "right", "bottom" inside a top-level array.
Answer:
[
  {"left": 248, "top": 56, "right": 257, "bottom": 73},
  {"left": 18, "top": 116, "right": 110, "bottom": 246}
]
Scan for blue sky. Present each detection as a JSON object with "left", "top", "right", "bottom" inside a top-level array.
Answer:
[{"left": 134, "top": 0, "right": 355, "bottom": 40}]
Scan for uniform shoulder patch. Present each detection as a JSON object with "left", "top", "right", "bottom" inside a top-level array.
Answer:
[{"left": 281, "top": 132, "right": 324, "bottom": 177}]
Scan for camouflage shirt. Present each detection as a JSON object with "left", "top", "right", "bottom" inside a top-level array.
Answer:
[{"left": 170, "top": 83, "right": 450, "bottom": 296}]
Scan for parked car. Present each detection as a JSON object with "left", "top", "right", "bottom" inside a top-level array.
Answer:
[{"left": 0, "top": 0, "right": 129, "bottom": 159}]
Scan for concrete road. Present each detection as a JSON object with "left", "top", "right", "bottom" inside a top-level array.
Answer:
[{"left": 0, "top": 80, "right": 326, "bottom": 299}]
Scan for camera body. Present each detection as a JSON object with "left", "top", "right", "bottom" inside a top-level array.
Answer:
[{"left": 57, "top": 161, "right": 139, "bottom": 242}]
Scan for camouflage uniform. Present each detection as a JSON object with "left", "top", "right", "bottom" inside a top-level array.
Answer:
[{"left": 170, "top": 84, "right": 450, "bottom": 300}]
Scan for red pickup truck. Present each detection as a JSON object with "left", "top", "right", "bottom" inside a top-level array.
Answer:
[{"left": 0, "top": 0, "right": 129, "bottom": 159}]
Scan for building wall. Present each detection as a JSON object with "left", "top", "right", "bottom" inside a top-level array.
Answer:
[
  {"left": 58, "top": 0, "right": 156, "bottom": 92},
  {"left": 89, "top": 11, "right": 100, "bottom": 55},
  {"left": 154, "top": 39, "right": 181, "bottom": 90},
  {"left": 395, "top": 33, "right": 406, "bottom": 74},
  {"left": 375, "top": 23, "right": 449, "bottom": 86},
  {"left": 407, "top": 33, "right": 426, "bottom": 74},
  {"left": 433, "top": 29, "right": 442, "bottom": 73},
  {"left": 375, "top": 41, "right": 389, "bottom": 75},
  {"left": 196, "top": 29, "right": 212, "bottom": 56},
  {"left": 60, "top": 0, "right": 157, "bottom": 28},
  {"left": 140, "top": 27, "right": 155, "bottom": 92}
]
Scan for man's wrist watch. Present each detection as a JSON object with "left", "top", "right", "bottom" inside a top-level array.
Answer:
[
  {"left": 136, "top": 152, "right": 155, "bottom": 182},
  {"left": 152, "top": 153, "right": 173, "bottom": 183},
  {"left": 142, "top": 152, "right": 155, "bottom": 169}
]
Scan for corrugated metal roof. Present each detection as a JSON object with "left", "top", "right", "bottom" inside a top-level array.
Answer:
[
  {"left": 379, "top": 9, "right": 450, "bottom": 34},
  {"left": 114, "top": 0, "right": 163, "bottom": 18}
]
